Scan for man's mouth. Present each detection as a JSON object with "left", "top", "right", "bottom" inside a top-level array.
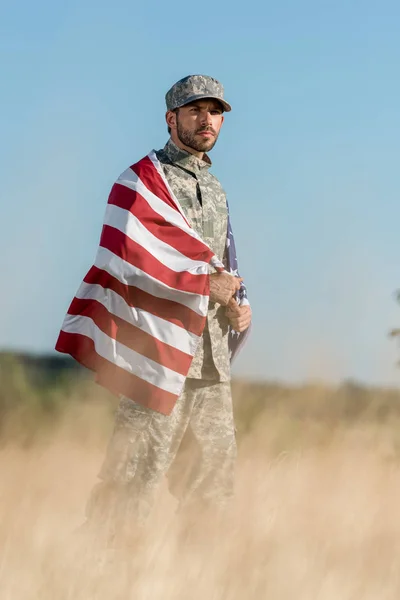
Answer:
[{"left": 196, "top": 131, "right": 215, "bottom": 138}]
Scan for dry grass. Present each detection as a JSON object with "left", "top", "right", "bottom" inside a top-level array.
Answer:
[{"left": 2, "top": 378, "right": 400, "bottom": 599}]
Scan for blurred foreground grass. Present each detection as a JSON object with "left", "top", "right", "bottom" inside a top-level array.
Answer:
[{"left": 2, "top": 352, "right": 400, "bottom": 599}]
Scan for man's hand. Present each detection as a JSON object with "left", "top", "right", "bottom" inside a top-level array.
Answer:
[
  {"left": 209, "top": 272, "right": 242, "bottom": 306},
  {"left": 226, "top": 298, "right": 252, "bottom": 333}
]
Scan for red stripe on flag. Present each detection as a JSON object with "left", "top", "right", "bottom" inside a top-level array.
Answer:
[
  {"left": 55, "top": 331, "right": 178, "bottom": 415},
  {"left": 108, "top": 183, "right": 214, "bottom": 264},
  {"left": 99, "top": 225, "right": 209, "bottom": 295},
  {"left": 67, "top": 297, "right": 193, "bottom": 375},
  {"left": 131, "top": 156, "right": 183, "bottom": 215},
  {"left": 84, "top": 266, "right": 206, "bottom": 336}
]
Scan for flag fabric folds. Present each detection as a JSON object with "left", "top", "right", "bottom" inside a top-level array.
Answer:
[
  {"left": 225, "top": 205, "right": 251, "bottom": 362},
  {"left": 56, "top": 151, "right": 248, "bottom": 415}
]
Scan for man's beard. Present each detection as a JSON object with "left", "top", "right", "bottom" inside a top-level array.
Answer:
[{"left": 176, "top": 120, "right": 219, "bottom": 153}]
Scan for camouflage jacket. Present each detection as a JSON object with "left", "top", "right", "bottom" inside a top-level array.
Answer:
[{"left": 156, "top": 139, "right": 230, "bottom": 381}]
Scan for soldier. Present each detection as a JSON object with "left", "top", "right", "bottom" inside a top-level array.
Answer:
[{"left": 85, "top": 75, "right": 252, "bottom": 544}]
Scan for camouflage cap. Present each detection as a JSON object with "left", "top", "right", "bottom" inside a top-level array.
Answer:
[{"left": 166, "top": 74, "right": 232, "bottom": 113}]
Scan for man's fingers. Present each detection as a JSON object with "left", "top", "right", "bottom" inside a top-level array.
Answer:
[
  {"left": 226, "top": 303, "right": 252, "bottom": 332},
  {"left": 209, "top": 273, "right": 244, "bottom": 306},
  {"left": 230, "top": 318, "right": 251, "bottom": 332},
  {"left": 227, "top": 297, "right": 239, "bottom": 309},
  {"left": 226, "top": 300, "right": 241, "bottom": 316},
  {"left": 226, "top": 276, "right": 242, "bottom": 293}
]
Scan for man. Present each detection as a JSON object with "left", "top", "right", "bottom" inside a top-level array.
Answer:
[{"left": 58, "top": 75, "right": 251, "bottom": 543}]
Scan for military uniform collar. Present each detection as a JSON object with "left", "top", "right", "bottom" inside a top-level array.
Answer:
[{"left": 162, "top": 139, "right": 212, "bottom": 174}]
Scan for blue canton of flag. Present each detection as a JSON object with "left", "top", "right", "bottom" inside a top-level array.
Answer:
[{"left": 224, "top": 204, "right": 251, "bottom": 362}]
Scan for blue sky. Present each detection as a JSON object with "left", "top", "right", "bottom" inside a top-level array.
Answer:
[{"left": 2, "top": 0, "right": 400, "bottom": 385}]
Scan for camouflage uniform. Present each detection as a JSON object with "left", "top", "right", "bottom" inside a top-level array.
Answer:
[
  {"left": 87, "top": 381, "right": 235, "bottom": 533},
  {"left": 86, "top": 76, "right": 237, "bottom": 534},
  {"left": 157, "top": 139, "right": 231, "bottom": 381}
]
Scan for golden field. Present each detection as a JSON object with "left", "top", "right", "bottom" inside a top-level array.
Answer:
[{"left": 1, "top": 353, "right": 400, "bottom": 599}]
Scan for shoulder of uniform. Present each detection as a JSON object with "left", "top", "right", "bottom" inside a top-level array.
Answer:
[
  {"left": 207, "top": 171, "right": 226, "bottom": 193},
  {"left": 207, "top": 170, "right": 222, "bottom": 184}
]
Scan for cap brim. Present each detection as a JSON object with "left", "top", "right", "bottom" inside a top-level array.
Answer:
[{"left": 176, "top": 93, "right": 232, "bottom": 112}]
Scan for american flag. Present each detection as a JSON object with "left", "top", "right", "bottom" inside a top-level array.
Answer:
[
  {"left": 56, "top": 152, "right": 249, "bottom": 415},
  {"left": 225, "top": 205, "right": 251, "bottom": 362}
]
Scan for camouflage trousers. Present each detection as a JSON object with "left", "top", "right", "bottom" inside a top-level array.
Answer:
[{"left": 85, "top": 379, "right": 236, "bottom": 536}]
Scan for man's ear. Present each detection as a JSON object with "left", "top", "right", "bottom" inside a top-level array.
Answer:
[{"left": 166, "top": 110, "right": 177, "bottom": 130}]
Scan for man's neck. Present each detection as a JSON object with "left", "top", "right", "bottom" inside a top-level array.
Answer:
[{"left": 170, "top": 134, "right": 204, "bottom": 160}]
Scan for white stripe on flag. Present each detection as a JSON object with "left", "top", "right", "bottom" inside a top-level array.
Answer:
[
  {"left": 75, "top": 282, "right": 200, "bottom": 356},
  {"left": 117, "top": 169, "right": 202, "bottom": 242},
  {"left": 61, "top": 314, "right": 185, "bottom": 395},
  {"left": 94, "top": 247, "right": 209, "bottom": 316},
  {"left": 103, "top": 204, "right": 209, "bottom": 274}
]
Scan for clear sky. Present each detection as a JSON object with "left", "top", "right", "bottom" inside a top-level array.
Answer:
[{"left": 2, "top": 0, "right": 400, "bottom": 385}]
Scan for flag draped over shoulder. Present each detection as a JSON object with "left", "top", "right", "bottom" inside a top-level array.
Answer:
[{"left": 56, "top": 151, "right": 248, "bottom": 415}]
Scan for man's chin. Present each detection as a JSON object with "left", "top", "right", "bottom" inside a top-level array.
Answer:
[
  {"left": 176, "top": 126, "right": 218, "bottom": 153},
  {"left": 196, "top": 138, "right": 217, "bottom": 152}
]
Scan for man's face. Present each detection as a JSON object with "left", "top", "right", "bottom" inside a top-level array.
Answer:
[{"left": 168, "top": 99, "right": 224, "bottom": 153}]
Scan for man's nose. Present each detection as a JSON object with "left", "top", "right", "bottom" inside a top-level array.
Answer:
[{"left": 200, "top": 110, "right": 213, "bottom": 126}]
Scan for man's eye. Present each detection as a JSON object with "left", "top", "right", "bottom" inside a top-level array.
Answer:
[{"left": 210, "top": 110, "right": 222, "bottom": 115}]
